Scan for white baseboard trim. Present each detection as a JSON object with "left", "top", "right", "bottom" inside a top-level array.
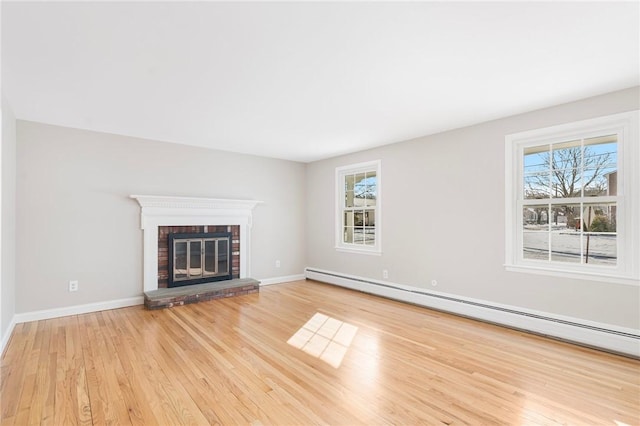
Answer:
[
  {"left": 14, "top": 296, "right": 144, "bottom": 324},
  {"left": 258, "top": 274, "right": 306, "bottom": 286},
  {"left": 1, "top": 315, "right": 17, "bottom": 358},
  {"left": 305, "top": 267, "right": 640, "bottom": 357}
]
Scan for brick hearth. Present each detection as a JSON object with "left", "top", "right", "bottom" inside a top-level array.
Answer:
[{"left": 144, "top": 278, "right": 260, "bottom": 309}]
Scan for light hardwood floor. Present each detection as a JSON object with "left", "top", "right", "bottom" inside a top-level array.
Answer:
[{"left": 1, "top": 280, "right": 639, "bottom": 425}]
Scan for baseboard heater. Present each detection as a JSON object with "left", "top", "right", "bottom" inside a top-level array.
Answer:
[{"left": 305, "top": 268, "right": 640, "bottom": 358}]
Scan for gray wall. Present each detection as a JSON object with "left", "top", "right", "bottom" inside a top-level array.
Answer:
[
  {"left": 306, "top": 86, "right": 640, "bottom": 329},
  {"left": 16, "top": 121, "right": 306, "bottom": 313},
  {"left": 2, "top": 95, "right": 17, "bottom": 339},
  {"left": 11, "top": 87, "right": 640, "bottom": 328}
]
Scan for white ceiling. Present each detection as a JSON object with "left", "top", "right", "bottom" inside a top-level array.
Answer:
[{"left": 2, "top": 2, "right": 639, "bottom": 163}]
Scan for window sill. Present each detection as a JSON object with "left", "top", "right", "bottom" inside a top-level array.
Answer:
[
  {"left": 504, "top": 264, "right": 639, "bottom": 286},
  {"left": 335, "top": 246, "right": 382, "bottom": 256}
]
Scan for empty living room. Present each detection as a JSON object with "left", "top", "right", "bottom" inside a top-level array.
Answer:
[{"left": 1, "top": 1, "right": 639, "bottom": 425}]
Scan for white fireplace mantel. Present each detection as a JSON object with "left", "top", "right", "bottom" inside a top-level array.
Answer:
[{"left": 130, "top": 195, "right": 262, "bottom": 292}]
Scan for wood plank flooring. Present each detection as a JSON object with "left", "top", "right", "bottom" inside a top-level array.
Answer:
[{"left": 1, "top": 280, "right": 639, "bottom": 425}]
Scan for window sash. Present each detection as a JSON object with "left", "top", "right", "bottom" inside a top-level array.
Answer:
[
  {"left": 336, "top": 160, "right": 381, "bottom": 254},
  {"left": 517, "top": 135, "right": 621, "bottom": 269},
  {"left": 505, "top": 111, "right": 639, "bottom": 284}
]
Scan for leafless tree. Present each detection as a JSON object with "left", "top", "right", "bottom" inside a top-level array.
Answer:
[
  {"left": 525, "top": 146, "right": 611, "bottom": 199},
  {"left": 525, "top": 146, "right": 613, "bottom": 228}
]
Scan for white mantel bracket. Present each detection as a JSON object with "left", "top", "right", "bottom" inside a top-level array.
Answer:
[{"left": 130, "top": 195, "right": 262, "bottom": 292}]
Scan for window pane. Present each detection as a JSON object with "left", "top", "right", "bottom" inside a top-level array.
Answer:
[
  {"left": 523, "top": 205, "right": 549, "bottom": 260},
  {"left": 523, "top": 205, "right": 549, "bottom": 229},
  {"left": 523, "top": 232, "right": 548, "bottom": 260},
  {"left": 524, "top": 146, "right": 551, "bottom": 199},
  {"left": 365, "top": 171, "right": 377, "bottom": 207},
  {"left": 552, "top": 140, "right": 581, "bottom": 171},
  {"left": 584, "top": 135, "right": 617, "bottom": 168},
  {"left": 364, "top": 228, "right": 375, "bottom": 245},
  {"left": 364, "top": 209, "right": 375, "bottom": 227},
  {"left": 345, "top": 174, "right": 355, "bottom": 207},
  {"left": 345, "top": 174, "right": 355, "bottom": 192},
  {"left": 550, "top": 205, "right": 567, "bottom": 228},
  {"left": 353, "top": 227, "right": 365, "bottom": 244},
  {"left": 344, "top": 211, "right": 354, "bottom": 227},
  {"left": 551, "top": 168, "right": 581, "bottom": 198},
  {"left": 345, "top": 190, "right": 355, "bottom": 208},
  {"left": 354, "top": 210, "right": 364, "bottom": 226},
  {"left": 583, "top": 168, "right": 607, "bottom": 196},
  {"left": 354, "top": 173, "right": 366, "bottom": 204},
  {"left": 551, "top": 204, "right": 581, "bottom": 263},
  {"left": 551, "top": 140, "right": 581, "bottom": 198},
  {"left": 583, "top": 234, "right": 616, "bottom": 266},
  {"left": 524, "top": 146, "right": 549, "bottom": 174},
  {"left": 550, "top": 231, "right": 581, "bottom": 263},
  {"left": 584, "top": 135, "right": 617, "bottom": 197},
  {"left": 343, "top": 227, "right": 353, "bottom": 244},
  {"left": 584, "top": 203, "right": 616, "bottom": 233},
  {"left": 524, "top": 173, "right": 550, "bottom": 199},
  {"left": 552, "top": 204, "right": 581, "bottom": 231}
]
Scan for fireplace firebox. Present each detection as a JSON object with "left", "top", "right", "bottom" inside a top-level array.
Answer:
[{"left": 168, "top": 232, "right": 233, "bottom": 287}]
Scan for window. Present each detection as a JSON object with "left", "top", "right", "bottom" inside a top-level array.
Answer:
[
  {"left": 505, "top": 111, "right": 639, "bottom": 284},
  {"left": 336, "top": 160, "right": 381, "bottom": 254}
]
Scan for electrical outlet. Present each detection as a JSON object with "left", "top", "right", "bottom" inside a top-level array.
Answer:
[
  {"left": 383, "top": 269, "right": 389, "bottom": 279},
  {"left": 275, "top": 260, "right": 281, "bottom": 268},
  {"left": 69, "top": 280, "right": 79, "bottom": 292}
]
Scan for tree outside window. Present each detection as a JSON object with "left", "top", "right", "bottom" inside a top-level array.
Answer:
[{"left": 522, "top": 136, "right": 617, "bottom": 265}]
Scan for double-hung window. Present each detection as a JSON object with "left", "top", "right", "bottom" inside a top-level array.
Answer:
[
  {"left": 335, "top": 160, "right": 381, "bottom": 254},
  {"left": 505, "top": 111, "right": 639, "bottom": 284}
]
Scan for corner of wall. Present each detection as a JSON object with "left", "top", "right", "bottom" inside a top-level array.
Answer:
[{"left": 1, "top": 94, "right": 18, "bottom": 351}]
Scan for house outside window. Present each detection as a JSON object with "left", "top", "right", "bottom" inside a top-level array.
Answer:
[
  {"left": 335, "top": 160, "right": 381, "bottom": 255},
  {"left": 505, "top": 111, "right": 639, "bottom": 284}
]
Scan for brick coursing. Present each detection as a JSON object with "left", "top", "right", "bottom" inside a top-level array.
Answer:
[{"left": 144, "top": 283, "right": 259, "bottom": 310}]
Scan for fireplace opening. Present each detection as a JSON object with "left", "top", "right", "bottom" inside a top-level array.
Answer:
[{"left": 168, "top": 232, "right": 233, "bottom": 287}]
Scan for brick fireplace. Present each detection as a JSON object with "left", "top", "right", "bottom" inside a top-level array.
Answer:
[{"left": 130, "top": 195, "right": 261, "bottom": 292}]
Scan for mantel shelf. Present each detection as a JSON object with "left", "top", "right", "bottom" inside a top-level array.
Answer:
[{"left": 130, "top": 195, "right": 263, "bottom": 211}]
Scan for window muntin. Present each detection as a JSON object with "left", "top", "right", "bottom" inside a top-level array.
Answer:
[
  {"left": 521, "top": 136, "right": 618, "bottom": 265},
  {"left": 506, "top": 111, "right": 639, "bottom": 284},
  {"left": 343, "top": 170, "right": 376, "bottom": 245},
  {"left": 336, "top": 161, "right": 381, "bottom": 254}
]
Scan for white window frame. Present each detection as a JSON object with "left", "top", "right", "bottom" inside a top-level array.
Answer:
[
  {"left": 335, "top": 160, "right": 382, "bottom": 255},
  {"left": 505, "top": 111, "right": 639, "bottom": 285}
]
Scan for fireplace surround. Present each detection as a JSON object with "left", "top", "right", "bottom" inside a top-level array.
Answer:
[{"left": 130, "top": 195, "right": 261, "bottom": 292}]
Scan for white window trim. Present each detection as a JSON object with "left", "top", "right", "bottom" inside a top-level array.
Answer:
[
  {"left": 335, "top": 160, "right": 382, "bottom": 255},
  {"left": 505, "top": 111, "right": 639, "bottom": 286}
]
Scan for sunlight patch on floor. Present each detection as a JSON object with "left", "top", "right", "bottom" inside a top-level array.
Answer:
[{"left": 287, "top": 312, "right": 358, "bottom": 368}]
